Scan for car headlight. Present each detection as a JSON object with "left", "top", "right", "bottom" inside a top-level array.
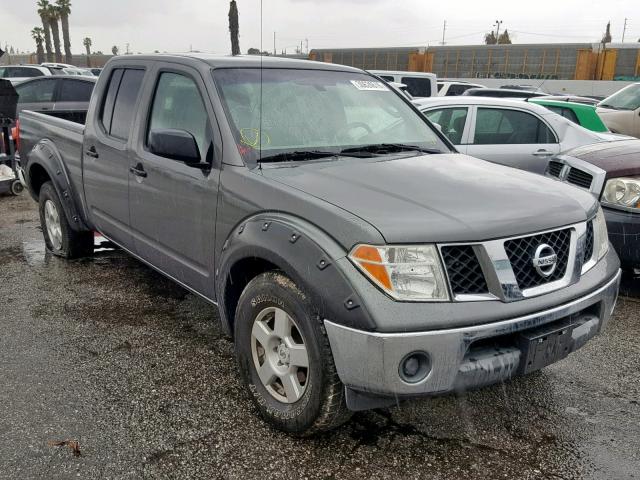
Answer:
[
  {"left": 593, "top": 206, "right": 609, "bottom": 263},
  {"left": 349, "top": 244, "right": 449, "bottom": 301},
  {"left": 601, "top": 177, "right": 640, "bottom": 212}
]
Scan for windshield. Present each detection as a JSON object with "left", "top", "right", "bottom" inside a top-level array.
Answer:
[
  {"left": 212, "top": 68, "right": 449, "bottom": 163},
  {"left": 600, "top": 84, "right": 640, "bottom": 111}
]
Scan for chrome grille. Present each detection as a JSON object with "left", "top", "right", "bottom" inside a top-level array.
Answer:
[
  {"left": 547, "top": 161, "right": 564, "bottom": 178},
  {"left": 504, "top": 229, "right": 571, "bottom": 290},
  {"left": 566, "top": 167, "right": 593, "bottom": 189},
  {"left": 441, "top": 245, "right": 488, "bottom": 295}
]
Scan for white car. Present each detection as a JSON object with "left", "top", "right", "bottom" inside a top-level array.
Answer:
[
  {"left": 437, "top": 81, "right": 485, "bottom": 97},
  {"left": 0, "top": 65, "right": 53, "bottom": 85},
  {"left": 597, "top": 83, "right": 640, "bottom": 138},
  {"left": 415, "top": 96, "right": 627, "bottom": 174},
  {"left": 368, "top": 70, "right": 437, "bottom": 98}
]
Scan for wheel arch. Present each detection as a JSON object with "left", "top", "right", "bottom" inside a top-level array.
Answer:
[
  {"left": 216, "top": 213, "right": 376, "bottom": 338},
  {"left": 25, "top": 139, "right": 91, "bottom": 232}
]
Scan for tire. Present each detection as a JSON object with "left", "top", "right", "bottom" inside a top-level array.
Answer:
[
  {"left": 38, "top": 181, "right": 93, "bottom": 259},
  {"left": 235, "top": 271, "right": 352, "bottom": 436},
  {"left": 10, "top": 179, "right": 24, "bottom": 196}
]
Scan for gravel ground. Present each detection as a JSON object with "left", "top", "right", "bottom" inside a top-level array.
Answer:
[{"left": 1, "top": 193, "right": 639, "bottom": 480}]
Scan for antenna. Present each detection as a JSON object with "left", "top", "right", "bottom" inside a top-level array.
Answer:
[{"left": 259, "top": 0, "right": 263, "bottom": 169}]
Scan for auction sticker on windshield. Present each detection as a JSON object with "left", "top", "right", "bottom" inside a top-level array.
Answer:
[{"left": 350, "top": 80, "right": 389, "bottom": 91}]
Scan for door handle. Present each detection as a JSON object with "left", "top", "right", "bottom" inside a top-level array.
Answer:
[
  {"left": 129, "top": 164, "right": 147, "bottom": 178},
  {"left": 85, "top": 146, "right": 99, "bottom": 158},
  {"left": 532, "top": 149, "right": 553, "bottom": 157}
]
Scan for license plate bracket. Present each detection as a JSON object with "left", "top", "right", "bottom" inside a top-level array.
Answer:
[{"left": 517, "top": 320, "right": 575, "bottom": 375}]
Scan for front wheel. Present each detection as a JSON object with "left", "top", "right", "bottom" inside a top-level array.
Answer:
[
  {"left": 38, "top": 181, "right": 93, "bottom": 259},
  {"left": 234, "top": 271, "right": 352, "bottom": 435}
]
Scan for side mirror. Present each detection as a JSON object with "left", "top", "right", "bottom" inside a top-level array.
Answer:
[
  {"left": 148, "top": 128, "right": 201, "bottom": 165},
  {"left": 432, "top": 122, "right": 443, "bottom": 132}
]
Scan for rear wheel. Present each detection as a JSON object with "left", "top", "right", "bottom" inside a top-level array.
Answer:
[
  {"left": 235, "top": 271, "right": 352, "bottom": 435},
  {"left": 38, "top": 181, "right": 93, "bottom": 258}
]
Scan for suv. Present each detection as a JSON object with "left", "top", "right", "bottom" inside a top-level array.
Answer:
[{"left": 369, "top": 70, "right": 437, "bottom": 98}]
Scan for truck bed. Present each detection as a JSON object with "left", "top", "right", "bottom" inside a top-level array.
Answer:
[{"left": 19, "top": 110, "right": 85, "bottom": 207}]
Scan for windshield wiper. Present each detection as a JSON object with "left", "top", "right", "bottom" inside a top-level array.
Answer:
[
  {"left": 599, "top": 104, "right": 623, "bottom": 110},
  {"left": 259, "top": 150, "right": 338, "bottom": 163},
  {"left": 339, "top": 144, "right": 443, "bottom": 155}
]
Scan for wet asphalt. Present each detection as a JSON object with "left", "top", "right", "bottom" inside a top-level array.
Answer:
[{"left": 0, "top": 193, "right": 639, "bottom": 480}]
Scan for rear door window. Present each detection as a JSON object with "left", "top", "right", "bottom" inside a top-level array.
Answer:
[
  {"left": 58, "top": 80, "right": 94, "bottom": 102},
  {"left": 15, "top": 79, "right": 58, "bottom": 103},
  {"left": 473, "top": 108, "right": 555, "bottom": 145},
  {"left": 400, "top": 77, "right": 431, "bottom": 97},
  {"left": 100, "top": 68, "right": 145, "bottom": 141}
]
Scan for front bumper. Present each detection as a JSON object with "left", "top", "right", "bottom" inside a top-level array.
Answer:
[
  {"left": 604, "top": 206, "right": 640, "bottom": 268},
  {"left": 325, "top": 269, "right": 620, "bottom": 403}
]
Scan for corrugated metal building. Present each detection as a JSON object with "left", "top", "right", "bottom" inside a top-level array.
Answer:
[{"left": 310, "top": 43, "right": 640, "bottom": 81}]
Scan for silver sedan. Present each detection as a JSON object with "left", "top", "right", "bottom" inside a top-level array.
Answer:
[{"left": 415, "top": 96, "right": 626, "bottom": 174}]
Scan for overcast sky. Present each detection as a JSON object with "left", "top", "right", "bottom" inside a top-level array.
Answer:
[{"left": 2, "top": 0, "right": 638, "bottom": 55}]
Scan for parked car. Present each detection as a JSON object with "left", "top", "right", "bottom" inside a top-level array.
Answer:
[
  {"left": 543, "top": 95, "right": 600, "bottom": 106},
  {"left": 437, "top": 81, "right": 485, "bottom": 96},
  {"left": 368, "top": 70, "right": 437, "bottom": 98},
  {"left": 545, "top": 139, "right": 640, "bottom": 271},
  {"left": 415, "top": 97, "right": 626, "bottom": 174},
  {"left": 529, "top": 98, "right": 609, "bottom": 132},
  {"left": 597, "top": 83, "right": 640, "bottom": 138},
  {"left": 15, "top": 76, "right": 96, "bottom": 123},
  {"left": 17, "top": 54, "right": 620, "bottom": 435},
  {"left": 463, "top": 87, "right": 548, "bottom": 99},
  {"left": 0, "top": 65, "right": 53, "bottom": 84}
]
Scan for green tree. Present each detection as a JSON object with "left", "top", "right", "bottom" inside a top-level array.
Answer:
[
  {"left": 602, "top": 21, "right": 612, "bottom": 43},
  {"left": 37, "top": 0, "right": 54, "bottom": 62},
  {"left": 228, "top": 0, "right": 240, "bottom": 55},
  {"left": 55, "top": 0, "right": 72, "bottom": 63},
  {"left": 484, "top": 31, "right": 497, "bottom": 45},
  {"left": 111, "top": 45, "right": 119, "bottom": 56},
  {"left": 47, "top": 3, "right": 62, "bottom": 62},
  {"left": 498, "top": 29, "right": 512, "bottom": 44},
  {"left": 31, "top": 27, "right": 46, "bottom": 63}
]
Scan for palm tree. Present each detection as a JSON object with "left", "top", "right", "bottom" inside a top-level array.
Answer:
[
  {"left": 31, "top": 27, "right": 46, "bottom": 64},
  {"left": 83, "top": 37, "right": 92, "bottom": 66},
  {"left": 228, "top": 1, "right": 240, "bottom": 56},
  {"left": 37, "top": 0, "right": 54, "bottom": 62},
  {"left": 47, "top": 4, "right": 63, "bottom": 62},
  {"left": 111, "top": 45, "right": 119, "bottom": 56},
  {"left": 55, "top": 0, "right": 72, "bottom": 63}
]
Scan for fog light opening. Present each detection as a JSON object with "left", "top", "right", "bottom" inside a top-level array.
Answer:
[{"left": 399, "top": 351, "right": 431, "bottom": 384}]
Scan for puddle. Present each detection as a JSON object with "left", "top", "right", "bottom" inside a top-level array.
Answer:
[{"left": 22, "top": 240, "right": 47, "bottom": 267}]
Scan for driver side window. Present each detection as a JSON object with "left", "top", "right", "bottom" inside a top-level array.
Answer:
[
  {"left": 424, "top": 107, "right": 468, "bottom": 144},
  {"left": 147, "top": 72, "right": 212, "bottom": 162}
]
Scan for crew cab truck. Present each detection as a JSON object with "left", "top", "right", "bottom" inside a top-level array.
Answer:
[{"left": 18, "top": 54, "right": 621, "bottom": 436}]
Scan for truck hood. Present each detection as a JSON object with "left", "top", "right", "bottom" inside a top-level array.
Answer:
[{"left": 262, "top": 153, "right": 596, "bottom": 243}]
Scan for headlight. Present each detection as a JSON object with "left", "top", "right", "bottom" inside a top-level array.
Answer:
[
  {"left": 349, "top": 244, "right": 449, "bottom": 301},
  {"left": 593, "top": 206, "right": 609, "bottom": 262},
  {"left": 601, "top": 177, "right": 640, "bottom": 212}
]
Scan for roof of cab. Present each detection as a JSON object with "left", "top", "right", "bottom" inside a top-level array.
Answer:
[{"left": 108, "top": 53, "right": 364, "bottom": 73}]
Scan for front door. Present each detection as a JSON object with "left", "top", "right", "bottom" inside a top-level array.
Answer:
[
  {"left": 82, "top": 68, "right": 146, "bottom": 246},
  {"left": 128, "top": 68, "right": 220, "bottom": 297},
  {"left": 466, "top": 107, "right": 560, "bottom": 174}
]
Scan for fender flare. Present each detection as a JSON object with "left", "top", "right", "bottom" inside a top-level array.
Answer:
[
  {"left": 216, "top": 212, "right": 377, "bottom": 337},
  {"left": 25, "top": 139, "right": 91, "bottom": 232}
]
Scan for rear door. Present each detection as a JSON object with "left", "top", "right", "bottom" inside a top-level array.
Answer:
[
  {"left": 128, "top": 65, "right": 221, "bottom": 297},
  {"left": 83, "top": 67, "right": 146, "bottom": 247},
  {"left": 466, "top": 107, "right": 560, "bottom": 174}
]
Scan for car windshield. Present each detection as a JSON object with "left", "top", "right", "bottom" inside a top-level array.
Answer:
[
  {"left": 600, "top": 84, "right": 640, "bottom": 111},
  {"left": 212, "top": 68, "right": 449, "bottom": 163}
]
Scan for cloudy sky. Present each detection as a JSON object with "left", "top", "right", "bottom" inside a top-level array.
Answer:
[{"left": 2, "top": 0, "right": 637, "bottom": 55}]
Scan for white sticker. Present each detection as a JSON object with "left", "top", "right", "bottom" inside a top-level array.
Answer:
[{"left": 350, "top": 80, "right": 389, "bottom": 91}]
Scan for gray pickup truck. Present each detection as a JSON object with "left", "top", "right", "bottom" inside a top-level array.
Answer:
[{"left": 18, "top": 54, "right": 621, "bottom": 435}]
